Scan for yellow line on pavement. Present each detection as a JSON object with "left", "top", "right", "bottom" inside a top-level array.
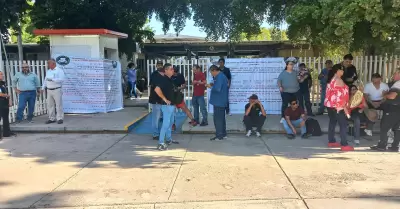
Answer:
[{"left": 124, "top": 112, "right": 150, "bottom": 131}]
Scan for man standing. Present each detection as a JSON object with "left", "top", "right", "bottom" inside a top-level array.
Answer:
[
  {"left": 192, "top": 64, "right": 208, "bottom": 126},
  {"left": 154, "top": 64, "right": 176, "bottom": 151},
  {"left": 341, "top": 54, "right": 358, "bottom": 86},
  {"left": 298, "top": 63, "right": 314, "bottom": 116},
  {"left": 13, "top": 63, "right": 41, "bottom": 123},
  {"left": 149, "top": 61, "right": 164, "bottom": 140},
  {"left": 218, "top": 58, "right": 232, "bottom": 115},
  {"left": 282, "top": 98, "right": 308, "bottom": 139},
  {"left": 42, "top": 59, "right": 65, "bottom": 124},
  {"left": 243, "top": 94, "right": 267, "bottom": 137},
  {"left": 317, "top": 60, "right": 333, "bottom": 115},
  {"left": 207, "top": 65, "right": 229, "bottom": 141}
]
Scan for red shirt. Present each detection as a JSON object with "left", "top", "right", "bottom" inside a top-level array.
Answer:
[
  {"left": 324, "top": 78, "right": 349, "bottom": 109},
  {"left": 284, "top": 107, "right": 305, "bottom": 121},
  {"left": 193, "top": 72, "right": 206, "bottom": 96}
]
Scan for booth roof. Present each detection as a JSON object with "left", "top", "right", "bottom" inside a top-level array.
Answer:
[{"left": 33, "top": 29, "right": 128, "bottom": 38}]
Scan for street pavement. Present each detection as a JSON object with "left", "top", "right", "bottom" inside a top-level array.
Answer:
[{"left": 0, "top": 133, "right": 399, "bottom": 209}]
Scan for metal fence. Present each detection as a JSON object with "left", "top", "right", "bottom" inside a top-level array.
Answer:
[{"left": 1, "top": 60, "right": 48, "bottom": 122}]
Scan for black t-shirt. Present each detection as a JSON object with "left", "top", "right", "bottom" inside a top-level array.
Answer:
[
  {"left": 245, "top": 103, "right": 261, "bottom": 117},
  {"left": 342, "top": 65, "right": 358, "bottom": 86},
  {"left": 381, "top": 86, "right": 400, "bottom": 112},
  {"left": 156, "top": 75, "right": 175, "bottom": 105},
  {"left": 0, "top": 81, "right": 9, "bottom": 108},
  {"left": 149, "top": 71, "right": 164, "bottom": 104},
  {"left": 171, "top": 73, "right": 185, "bottom": 87}
]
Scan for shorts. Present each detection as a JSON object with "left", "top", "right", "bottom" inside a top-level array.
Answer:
[{"left": 175, "top": 100, "right": 186, "bottom": 109}]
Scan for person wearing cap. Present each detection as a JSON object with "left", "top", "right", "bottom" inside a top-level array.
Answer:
[
  {"left": 149, "top": 61, "right": 165, "bottom": 140},
  {"left": 243, "top": 94, "right": 267, "bottom": 137},
  {"left": 206, "top": 65, "right": 229, "bottom": 141},
  {"left": 12, "top": 62, "right": 41, "bottom": 123},
  {"left": 278, "top": 57, "right": 300, "bottom": 122},
  {"left": 317, "top": 60, "right": 333, "bottom": 115},
  {"left": 363, "top": 73, "right": 390, "bottom": 136},
  {"left": 171, "top": 66, "right": 197, "bottom": 129}
]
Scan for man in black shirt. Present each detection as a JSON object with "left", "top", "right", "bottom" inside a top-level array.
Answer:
[
  {"left": 243, "top": 94, "right": 267, "bottom": 137},
  {"left": 218, "top": 58, "right": 232, "bottom": 115},
  {"left": 0, "top": 71, "right": 15, "bottom": 139},
  {"left": 149, "top": 61, "right": 165, "bottom": 140},
  {"left": 154, "top": 63, "right": 178, "bottom": 151},
  {"left": 341, "top": 54, "right": 358, "bottom": 86},
  {"left": 371, "top": 70, "right": 400, "bottom": 152}
]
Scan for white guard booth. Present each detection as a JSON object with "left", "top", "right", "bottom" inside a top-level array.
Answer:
[{"left": 33, "top": 29, "right": 127, "bottom": 113}]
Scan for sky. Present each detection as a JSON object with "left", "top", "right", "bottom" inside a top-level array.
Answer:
[{"left": 148, "top": 16, "right": 287, "bottom": 37}]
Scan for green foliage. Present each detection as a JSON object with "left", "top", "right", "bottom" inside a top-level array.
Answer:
[
  {"left": 0, "top": 0, "right": 32, "bottom": 42},
  {"left": 240, "top": 27, "right": 288, "bottom": 41},
  {"left": 30, "top": 0, "right": 155, "bottom": 59}
]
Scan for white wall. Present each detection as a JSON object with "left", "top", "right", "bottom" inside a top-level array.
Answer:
[{"left": 50, "top": 35, "right": 100, "bottom": 58}]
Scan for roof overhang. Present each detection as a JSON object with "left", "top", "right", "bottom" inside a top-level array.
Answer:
[{"left": 33, "top": 29, "right": 128, "bottom": 39}]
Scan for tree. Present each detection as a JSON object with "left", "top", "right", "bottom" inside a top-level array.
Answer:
[
  {"left": 284, "top": 0, "right": 400, "bottom": 54},
  {"left": 0, "top": 0, "right": 32, "bottom": 42},
  {"left": 240, "top": 27, "right": 288, "bottom": 41},
  {"left": 31, "top": 0, "right": 155, "bottom": 58}
]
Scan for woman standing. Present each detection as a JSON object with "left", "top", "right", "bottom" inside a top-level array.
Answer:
[
  {"left": 126, "top": 63, "right": 138, "bottom": 100},
  {"left": 325, "top": 64, "right": 354, "bottom": 151},
  {"left": 0, "top": 71, "right": 15, "bottom": 139}
]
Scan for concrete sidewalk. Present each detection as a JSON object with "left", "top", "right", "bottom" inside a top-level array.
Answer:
[
  {"left": 10, "top": 107, "right": 149, "bottom": 133},
  {"left": 182, "top": 114, "right": 381, "bottom": 134},
  {"left": 1, "top": 133, "right": 399, "bottom": 209}
]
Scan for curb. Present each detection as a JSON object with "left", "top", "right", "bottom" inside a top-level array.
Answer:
[{"left": 124, "top": 112, "right": 150, "bottom": 132}]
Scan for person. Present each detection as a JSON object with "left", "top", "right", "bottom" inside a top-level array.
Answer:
[
  {"left": 363, "top": 73, "right": 389, "bottom": 136},
  {"left": 149, "top": 61, "right": 165, "bottom": 140},
  {"left": 0, "top": 71, "right": 16, "bottom": 139},
  {"left": 154, "top": 63, "right": 177, "bottom": 151},
  {"left": 341, "top": 54, "right": 358, "bottom": 86},
  {"left": 206, "top": 65, "right": 229, "bottom": 141},
  {"left": 348, "top": 85, "right": 367, "bottom": 145},
  {"left": 278, "top": 57, "right": 300, "bottom": 122},
  {"left": 126, "top": 63, "right": 138, "bottom": 100},
  {"left": 282, "top": 98, "right": 308, "bottom": 139},
  {"left": 192, "top": 64, "right": 208, "bottom": 126},
  {"left": 370, "top": 69, "right": 400, "bottom": 152},
  {"left": 297, "top": 63, "right": 314, "bottom": 116},
  {"left": 325, "top": 64, "right": 354, "bottom": 151},
  {"left": 317, "top": 60, "right": 333, "bottom": 115},
  {"left": 13, "top": 62, "right": 41, "bottom": 123},
  {"left": 41, "top": 59, "right": 65, "bottom": 124},
  {"left": 218, "top": 58, "right": 232, "bottom": 115},
  {"left": 243, "top": 94, "right": 267, "bottom": 137}
]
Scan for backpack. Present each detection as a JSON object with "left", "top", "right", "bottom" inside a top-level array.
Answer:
[{"left": 306, "top": 118, "right": 322, "bottom": 136}]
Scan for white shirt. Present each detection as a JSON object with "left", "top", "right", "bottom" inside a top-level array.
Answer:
[
  {"left": 42, "top": 67, "right": 65, "bottom": 90},
  {"left": 364, "top": 82, "right": 389, "bottom": 101}
]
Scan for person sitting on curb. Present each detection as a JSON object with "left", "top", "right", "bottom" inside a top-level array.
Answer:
[
  {"left": 243, "top": 94, "right": 267, "bottom": 137},
  {"left": 283, "top": 98, "right": 309, "bottom": 139}
]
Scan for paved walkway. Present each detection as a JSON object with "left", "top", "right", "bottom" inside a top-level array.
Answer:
[
  {"left": 1, "top": 133, "right": 399, "bottom": 209},
  {"left": 10, "top": 107, "right": 148, "bottom": 133}
]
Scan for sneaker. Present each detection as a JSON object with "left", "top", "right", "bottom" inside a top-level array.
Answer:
[
  {"left": 246, "top": 130, "right": 252, "bottom": 137},
  {"left": 287, "top": 134, "right": 295, "bottom": 139},
  {"left": 354, "top": 140, "right": 360, "bottom": 145},
  {"left": 256, "top": 132, "right": 261, "bottom": 137},
  {"left": 364, "top": 129, "right": 372, "bottom": 136},
  {"left": 210, "top": 137, "right": 223, "bottom": 141},
  {"left": 200, "top": 122, "right": 208, "bottom": 126},
  {"left": 341, "top": 146, "right": 354, "bottom": 151},
  {"left": 370, "top": 145, "right": 386, "bottom": 151},
  {"left": 223, "top": 136, "right": 228, "bottom": 139},
  {"left": 57, "top": 120, "right": 63, "bottom": 124},
  {"left": 301, "top": 133, "right": 310, "bottom": 139},
  {"left": 28, "top": 120, "right": 34, "bottom": 123},
  {"left": 157, "top": 144, "right": 167, "bottom": 151},
  {"left": 166, "top": 140, "right": 179, "bottom": 145},
  {"left": 45, "top": 120, "right": 56, "bottom": 124},
  {"left": 152, "top": 136, "right": 159, "bottom": 140},
  {"left": 172, "top": 124, "right": 176, "bottom": 131},
  {"left": 130, "top": 97, "right": 135, "bottom": 100},
  {"left": 280, "top": 118, "right": 285, "bottom": 123},
  {"left": 328, "top": 142, "right": 341, "bottom": 148}
]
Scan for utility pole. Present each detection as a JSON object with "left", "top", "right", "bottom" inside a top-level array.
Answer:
[{"left": 17, "top": 14, "right": 23, "bottom": 62}]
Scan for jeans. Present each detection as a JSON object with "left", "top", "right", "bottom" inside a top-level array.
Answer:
[
  {"left": 350, "top": 111, "right": 361, "bottom": 140},
  {"left": 281, "top": 91, "right": 300, "bottom": 117},
  {"left": 282, "top": 118, "right": 306, "bottom": 135},
  {"left": 298, "top": 90, "right": 312, "bottom": 114},
  {"left": 159, "top": 105, "right": 175, "bottom": 145},
  {"left": 327, "top": 107, "right": 348, "bottom": 146},
  {"left": 129, "top": 81, "right": 137, "bottom": 98},
  {"left": 151, "top": 104, "right": 162, "bottom": 137},
  {"left": 318, "top": 86, "right": 326, "bottom": 113},
  {"left": 213, "top": 106, "right": 226, "bottom": 139},
  {"left": 244, "top": 115, "right": 266, "bottom": 132},
  {"left": 378, "top": 111, "right": 400, "bottom": 148},
  {"left": 192, "top": 96, "right": 207, "bottom": 123},
  {"left": 16, "top": 91, "right": 36, "bottom": 121}
]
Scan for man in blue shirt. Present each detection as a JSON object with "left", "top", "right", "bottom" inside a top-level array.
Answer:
[
  {"left": 218, "top": 58, "right": 232, "bottom": 115},
  {"left": 126, "top": 63, "right": 138, "bottom": 100},
  {"left": 317, "top": 60, "right": 333, "bottom": 115},
  {"left": 206, "top": 65, "right": 229, "bottom": 140},
  {"left": 12, "top": 63, "right": 41, "bottom": 123}
]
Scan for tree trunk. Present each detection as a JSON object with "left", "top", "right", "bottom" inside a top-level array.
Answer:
[{"left": 17, "top": 25, "right": 23, "bottom": 61}]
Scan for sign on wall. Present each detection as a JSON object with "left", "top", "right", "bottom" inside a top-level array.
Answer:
[
  {"left": 55, "top": 55, "right": 123, "bottom": 113},
  {"left": 207, "top": 58, "right": 295, "bottom": 114}
]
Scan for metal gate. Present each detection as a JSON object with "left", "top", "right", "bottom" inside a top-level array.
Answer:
[{"left": 146, "top": 58, "right": 211, "bottom": 112}]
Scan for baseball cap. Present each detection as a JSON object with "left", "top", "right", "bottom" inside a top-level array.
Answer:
[{"left": 248, "top": 94, "right": 258, "bottom": 100}]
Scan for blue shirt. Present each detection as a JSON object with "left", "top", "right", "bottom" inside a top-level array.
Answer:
[
  {"left": 127, "top": 68, "right": 137, "bottom": 82},
  {"left": 12, "top": 72, "right": 40, "bottom": 91},
  {"left": 209, "top": 72, "right": 229, "bottom": 107},
  {"left": 319, "top": 68, "right": 329, "bottom": 87}
]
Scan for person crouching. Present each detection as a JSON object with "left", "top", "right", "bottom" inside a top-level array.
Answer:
[
  {"left": 243, "top": 94, "right": 267, "bottom": 137},
  {"left": 282, "top": 98, "right": 309, "bottom": 139}
]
